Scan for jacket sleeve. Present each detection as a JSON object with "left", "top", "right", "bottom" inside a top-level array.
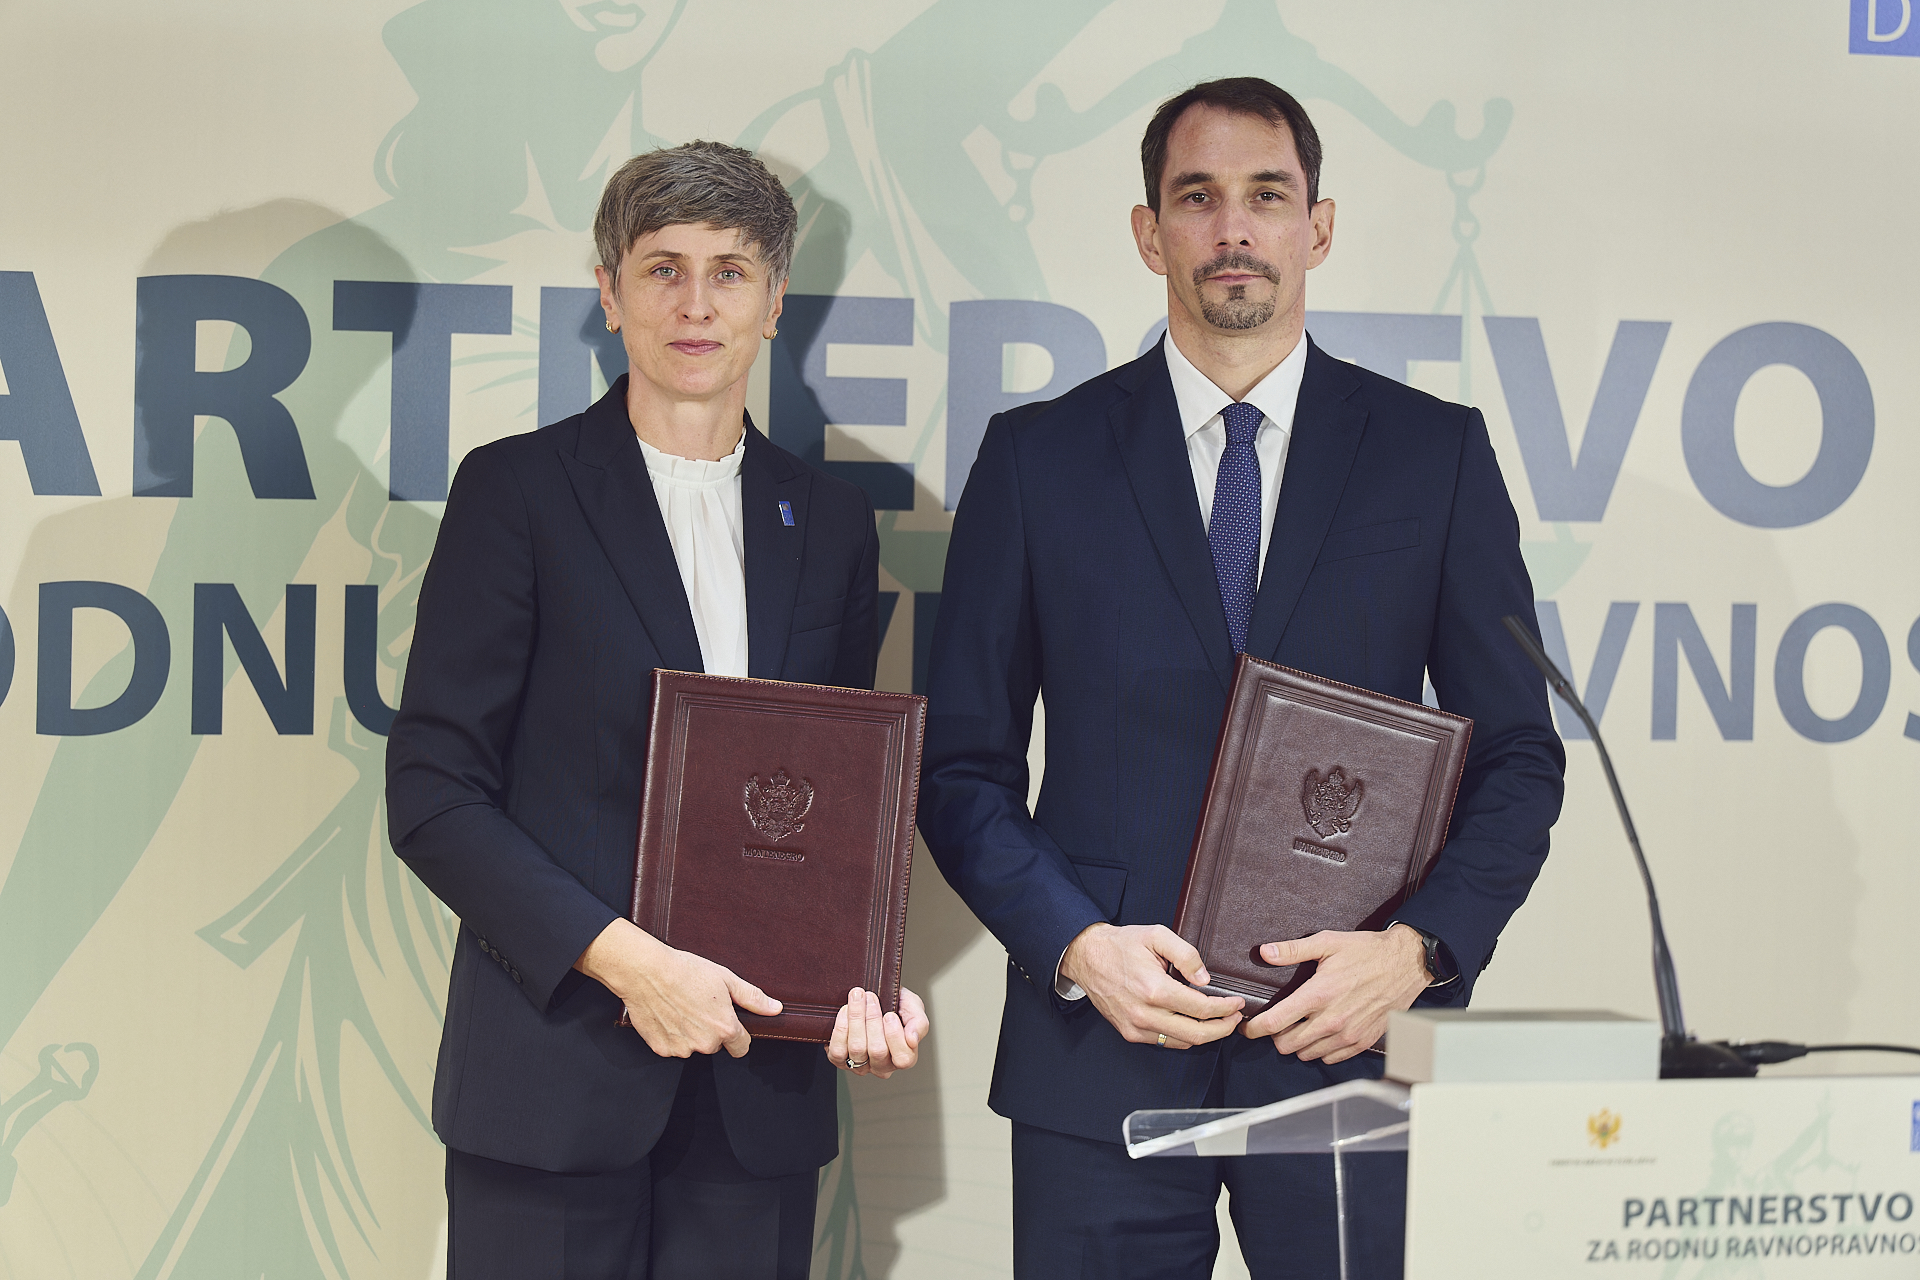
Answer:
[
  {"left": 1391, "top": 408, "right": 1567, "bottom": 998},
  {"left": 918, "top": 416, "right": 1109, "bottom": 993},
  {"left": 384, "top": 444, "right": 618, "bottom": 1012}
]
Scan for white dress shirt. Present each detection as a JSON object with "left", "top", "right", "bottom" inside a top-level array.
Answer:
[
  {"left": 1055, "top": 328, "right": 1310, "bottom": 1000},
  {"left": 1165, "top": 329, "right": 1308, "bottom": 586},
  {"left": 637, "top": 433, "right": 750, "bottom": 679}
]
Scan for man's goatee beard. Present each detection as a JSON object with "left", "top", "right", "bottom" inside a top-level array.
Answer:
[
  {"left": 1199, "top": 293, "right": 1277, "bottom": 331},
  {"left": 1192, "top": 250, "right": 1280, "bottom": 330}
]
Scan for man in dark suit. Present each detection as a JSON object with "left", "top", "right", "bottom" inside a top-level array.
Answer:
[
  {"left": 921, "top": 78, "right": 1565, "bottom": 1277},
  {"left": 387, "top": 142, "right": 924, "bottom": 1280}
]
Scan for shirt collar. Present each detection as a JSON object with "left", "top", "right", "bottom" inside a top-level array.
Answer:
[
  {"left": 1163, "top": 327, "right": 1309, "bottom": 441},
  {"left": 635, "top": 431, "right": 746, "bottom": 487}
]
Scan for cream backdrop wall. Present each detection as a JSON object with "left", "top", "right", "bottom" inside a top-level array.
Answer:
[{"left": 2, "top": 3, "right": 1916, "bottom": 1278}]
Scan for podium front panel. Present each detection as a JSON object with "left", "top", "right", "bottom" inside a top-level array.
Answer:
[{"left": 1405, "top": 1076, "right": 1920, "bottom": 1278}]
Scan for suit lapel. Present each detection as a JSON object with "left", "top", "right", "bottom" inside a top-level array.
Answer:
[
  {"left": 1110, "top": 347, "right": 1236, "bottom": 693},
  {"left": 1244, "top": 340, "right": 1368, "bottom": 660},
  {"left": 558, "top": 377, "right": 706, "bottom": 673},
  {"left": 741, "top": 416, "right": 807, "bottom": 679}
]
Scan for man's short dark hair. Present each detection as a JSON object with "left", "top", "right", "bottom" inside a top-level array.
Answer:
[{"left": 1140, "top": 77, "right": 1323, "bottom": 212}]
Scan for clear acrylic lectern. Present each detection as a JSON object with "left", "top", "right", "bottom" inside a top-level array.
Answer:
[{"left": 1124, "top": 1079, "right": 1411, "bottom": 1280}]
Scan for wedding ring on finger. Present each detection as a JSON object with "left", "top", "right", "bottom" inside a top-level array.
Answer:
[
  {"left": 1156, "top": 1033, "right": 1167, "bottom": 1048},
  {"left": 846, "top": 1057, "right": 868, "bottom": 1069}
]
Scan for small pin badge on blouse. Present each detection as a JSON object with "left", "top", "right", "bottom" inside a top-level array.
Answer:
[{"left": 778, "top": 500, "right": 795, "bottom": 527}]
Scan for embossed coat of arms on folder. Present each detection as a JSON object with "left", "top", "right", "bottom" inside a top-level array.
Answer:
[
  {"left": 1172, "top": 655, "right": 1472, "bottom": 1013},
  {"left": 627, "top": 671, "right": 925, "bottom": 1042}
]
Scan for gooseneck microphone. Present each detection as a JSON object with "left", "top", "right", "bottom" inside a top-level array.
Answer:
[{"left": 1499, "top": 614, "right": 1755, "bottom": 1078}]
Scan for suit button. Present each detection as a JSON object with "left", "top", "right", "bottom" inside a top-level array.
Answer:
[{"left": 512, "top": 970, "right": 523, "bottom": 984}]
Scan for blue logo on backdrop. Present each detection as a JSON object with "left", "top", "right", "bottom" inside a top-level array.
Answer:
[{"left": 1852, "top": 0, "right": 1920, "bottom": 55}]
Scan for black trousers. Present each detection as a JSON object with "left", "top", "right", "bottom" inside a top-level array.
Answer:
[
  {"left": 1010, "top": 1122, "right": 1406, "bottom": 1280},
  {"left": 445, "top": 1057, "right": 817, "bottom": 1280}
]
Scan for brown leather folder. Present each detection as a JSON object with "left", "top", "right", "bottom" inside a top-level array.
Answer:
[
  {"left": 625, "top": 671, "right": 925, "bottom": 1043},
  {"left": 1172, "top": 655, "right": 1471, "bottom": 1015}
]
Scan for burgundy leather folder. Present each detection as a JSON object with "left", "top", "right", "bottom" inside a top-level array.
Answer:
[
  {"left": 1172, "top": 655, "right": 1472, "bottom": 1015},
  {"left": 625, "top": 671, "right": 924, "bottom": 1043}
]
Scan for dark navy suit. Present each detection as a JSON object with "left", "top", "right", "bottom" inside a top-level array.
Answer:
[
  {"left": 921, "top": 338, "right": 1564, "bottom": 1274},
  {"left": 387, "top": 377, "right": 878, "bottom": 1190}
]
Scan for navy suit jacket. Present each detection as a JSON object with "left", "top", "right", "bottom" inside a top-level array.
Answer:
[
  {"left": 920, "top": 339, "right": 1565, "bottom": 1145},
  {"left": 386, "top": 377, "right": 879, "bottom": 1176}
]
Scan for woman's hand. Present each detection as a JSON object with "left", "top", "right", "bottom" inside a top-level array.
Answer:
[
  {"left": 574, "top": 918, "right": 782, "bottom": 1058},
  {"left": 826, "top": 986, "right": 929, "bottom": 1079}
]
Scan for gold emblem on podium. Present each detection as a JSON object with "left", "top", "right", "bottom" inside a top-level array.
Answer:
[{"left": 1587, "top": 1108, "right": 1623, "bottom": 1149}]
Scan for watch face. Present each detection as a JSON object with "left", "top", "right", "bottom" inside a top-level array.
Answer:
[
  {"left": 1391, "top": 921, "right": 1454, "bottom": 985},
  {"left": 1420, "top": 931, "right": 1460, "bottom": 985}
]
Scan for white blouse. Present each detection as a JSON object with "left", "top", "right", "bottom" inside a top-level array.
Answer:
[{"left": 636, "top": 433, "right": 750, "bottom": 679}]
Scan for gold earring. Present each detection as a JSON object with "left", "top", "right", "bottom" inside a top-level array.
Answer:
[
  {"left": 767, "top": 327, "right": 778, "bottom": 339},
  {"left": 606, "top": 320, "right": 618, "bottom": 334}
]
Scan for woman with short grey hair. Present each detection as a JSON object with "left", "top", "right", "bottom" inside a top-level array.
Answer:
[{"left": 388, "top": 140, "right": 929, "bottom": 1279}]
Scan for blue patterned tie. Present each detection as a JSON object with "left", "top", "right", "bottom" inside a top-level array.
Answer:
[{"left": 1209, "top": 402, "right": 1263, "bottom": 655}]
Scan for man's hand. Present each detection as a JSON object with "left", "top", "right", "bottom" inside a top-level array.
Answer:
[
  {"left": 1240, "top": 924, "right": 1431, "bottom": 1063},
  {"left": 574, "top": 918, "right": 782, "bottom": 1058},
  {"left": 1059, "top": 923, "right": 1245, "bottom": 1049},
  {"left": 827, "top": 986, "right": 930, "bottom": 1079}
]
